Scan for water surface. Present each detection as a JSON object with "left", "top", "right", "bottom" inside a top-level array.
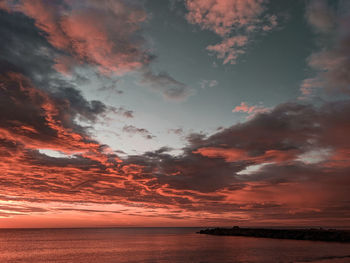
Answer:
[{"left": 0, "top": 227, "right": 349, "bottom": 263}]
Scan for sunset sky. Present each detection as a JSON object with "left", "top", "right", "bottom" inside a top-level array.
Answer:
[{"left": 0, "top": 0, "right": 350, "bottom": 228}]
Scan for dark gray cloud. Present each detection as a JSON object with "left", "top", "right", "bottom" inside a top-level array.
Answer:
[
  {"left": 111, "top": 107, "right": 134, "bottom": 118},
  {"left": 122, "top": 99, "right": 350, "bottom": 219},
  {"left": 0, "top": 10, "right": 109, "bottom": 124},
  {"left": 52, "top": 86, "right": 107, "bottom": 122},
  {"left": 122, "top": 125, "right": 155, "bottom": 139},
  {"left": 141, "top": 69, "right": 193, "bottom": 101},
  {"left": 0, "top": 10, "right": 54, "bottom": 79}
]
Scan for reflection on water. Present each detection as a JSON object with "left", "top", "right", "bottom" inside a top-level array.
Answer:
[{"left": 0, "top": 228, "right": 349, "bottom": 263}]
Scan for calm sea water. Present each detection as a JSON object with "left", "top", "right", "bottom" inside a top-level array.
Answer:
[{"left": 0, "top": 227, "right": 349, "bottom": 263}]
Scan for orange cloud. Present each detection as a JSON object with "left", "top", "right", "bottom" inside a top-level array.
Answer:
[
  {"left": 193, "top": 147, "right": 248, "bottom": 162},
  {"left": 0, "top": 72, "right": 100, "bottom": 155},
  {"left": 194, "top": 147, "right": 297, "bottom": 164}
]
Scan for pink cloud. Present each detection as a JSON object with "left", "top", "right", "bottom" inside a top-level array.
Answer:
[
  {"left": 18, "top": 0, "right": 69, "bottom": 49},
  {"left": 300, "top": 77, "right": 323, "bottom": 96},
  {"left": 206, "top": 36, "right": 248, "bottom": 64},
  {"left": 185, "top": 0, "right": 277, "bottom": 64},
  {"left": 262, "top": 14, "right": 278, "bottom": 31},
  {"left": 185, "top": 0, "right": 266, "bottom": 36},
  {"left": 233, "top": 102, "right": 270, "bottom": 117},
  {"left": 5, "top": 0, "right": 150, "bottom": 75},
  {"left": 0, "top": 0, "right": 11, "bottom": 11}
]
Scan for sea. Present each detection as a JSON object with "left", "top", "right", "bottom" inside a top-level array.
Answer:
[{"left": 0, "top": 227, "right": 349, "bottom": 263}]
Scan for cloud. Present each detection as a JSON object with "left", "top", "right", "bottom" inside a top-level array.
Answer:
[
  {"left": 1, "top": 0, "right": 191, "bottom": 102},
  {"left": 193, "top": 147, "right": 297, "bottom": 163},
  {"left": 306, "top": 0, "right": 335, "bottom": 33},
  {"left": 0, "top": 1, "right": 350, "bottom": 225},
  {"left": 0, "top": 0, "right": 10, "bottom": 12},
  {"left": 111, "top": 107, "right": 134, "bottom": 118},
  {"left": 141, "top": 69, "right": 193, "bottom": 101},
  {"left": 98, "top": 83, "right": 124, "bottom": 95},
  {"left": 0, "top": 8, "right": 114, "bottom": 126},
  {"left": 0, "top": 71, "right": 129, "bottom": 208},
  {"left": 157, "top": 100, "right": 350, "bottom": 193},
  {"left": 185, "top": 0, "right": 278, "bottom": 64},
  {"left": 207, "top": 36, "right": 248, "bottom": 64},
  {"left": 0, "top": 72, "right": 102, "bottom": 154},
  {"left": 122, "top": 125, "right": 155, "bottom": 140},
  {"left": 262, "top": 14, "right": 278, "bottom": 31},
  {"left": 0, "top": 81, "right": 350, "bottom": 224},
  {"left": 185, "top": 0, "right": 267, "bottom": 36},
  {"left": 0, "top": 9, "right": 58, "bottom": 85},
  {"left": 52, "top": 86, "right": 107, "bottom": 122},
  {"left": 232, "top": 102, "right": 270, "bottom": 118},
  {"left": 300, "top": 77, "right": 324, "bottom": 97},
  {"left": 2, "top": 0, "right": 151, "bottom": 75},
  {"left": 302, "top": 0, "right": 350, "bottom": 96},
  {"left": 200, "top": 79, "right": 218, "bottom": 89},
  {"left": 0, "top": 204, "right": 47, "bottom": 214}
]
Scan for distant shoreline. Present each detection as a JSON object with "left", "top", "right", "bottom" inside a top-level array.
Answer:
[{"left": 198, "top": 227, "right": 350, "bottom": 243}]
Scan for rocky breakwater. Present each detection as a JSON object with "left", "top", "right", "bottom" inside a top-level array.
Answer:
[{"left": 198, "top": 226, "right": 350, "bottom": 242}]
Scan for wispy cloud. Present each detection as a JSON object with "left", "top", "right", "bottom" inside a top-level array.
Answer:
[
  {"left": 122, "top": 125, "right": 155, "bottom": 140},
  {"left": 232, "top": 102, "right": 270, "bottom": 118},
  {"left": 185, "top": 0, "right": 279, "bottom": 64},
  {"left": 141, "top": 69, "right": 193, "bottom": 101},
  {"left": 111, "top": 107, "right": 134, "bottom": 119},
  {"left": 200, "top": 79, "right": 218, "bottom": 89}
]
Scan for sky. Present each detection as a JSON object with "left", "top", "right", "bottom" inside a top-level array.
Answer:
[{"left": 0, "top": 0, "right": 349, "bottom": 228}]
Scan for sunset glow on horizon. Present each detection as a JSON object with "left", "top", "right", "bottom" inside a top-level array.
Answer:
[{"left": 0, "top": 0, "right": 350, "bottom": 228}]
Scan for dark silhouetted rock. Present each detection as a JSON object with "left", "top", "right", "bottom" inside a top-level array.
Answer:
[{"left": 197, "top": 227, "right": 350, "bottom": 243}]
